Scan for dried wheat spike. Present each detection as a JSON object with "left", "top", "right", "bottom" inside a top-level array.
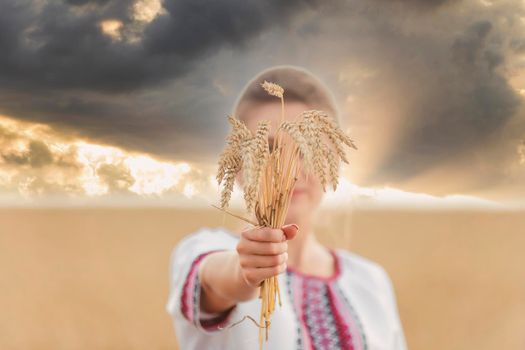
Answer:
[
  {"left": 279, "top": 121, "right": 314, "bottom": 174},
  {"left": 241, "top": 136, "right": 258, "bottom": 212},
  {"left": 307, "top": 109, "right": 358, "bottom": 150},
  {"left": 240, "top": 120, "right": 271, "bottom": 212},
  {"left": 217, "top": 151, "right": 241, "bottom": 185},
  {"left": 252, "top": 120, "right": 271, "bottom": 196},
  {"left": 217, "top": 115, "right": 253, "bottom": 209},
  {"left": 217, "top": 116, "right": 252, "bottom": 186},
  {"left": 326, "top": 131, "right": 349, "bottom": 164},
  {"left": 302, "top": 115, "right": 327, "bottom": 191},
  {"left": 280, "top": 109, "right": 358, "bottom": 192},
  {"left": 261, "top": 80, "right": 284, "bottom": 98},
  {"left": 321, "top": 142, "right": 339, "bottom": 191},
  {"left": 220, "top": 162, "right": 241, "bottom": 209}
]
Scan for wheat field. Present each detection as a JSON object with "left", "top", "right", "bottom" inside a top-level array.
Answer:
[{"left": 0, "top": 207, "right": 524, "bottom": 350}]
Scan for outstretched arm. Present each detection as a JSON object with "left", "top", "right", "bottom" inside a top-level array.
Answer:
[{"left": 198, "top": 224, "right": 298, "bottom": 314}]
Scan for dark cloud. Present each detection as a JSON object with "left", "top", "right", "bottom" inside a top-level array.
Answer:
[
  {"left": 2, "top": 140, "right": 54, "bottom": 168},
  {"left": 0, "top": 0, "right": 332, "bottom": 162},
  {"left": 0, "top": 0, "right": 140, "bottom": 92},
  {"left": 518, "top": 140, "right": 525, "bottom": 164},
  {"left": 0, "top": 0, "right": 326, "bottom": 92},
  {"left": 452, "top": 21, "right": 495, "bottom": 68},
  {"left": 65, "top": 0, "right": 111, "bottom": 6},
  {"left": 97, "top": 162, "right": 135, "bottom": 193},
  {"left": 0, "top": 0, "right": 524, "bottom": 203},
  {"left": 0, "top": 123, "right": 84, "bottom": 196},
  {"left": 0, "top": 85, "right": 222, "bottom": 162},
  {"left": 374, "top": 0, "right": 453, "bottom": 9},
  {"left": 368, "top": 19, "right": 522, "bottom": 184},
  {"left": 0, "top": 117, "right": 209, "bottom": 198},
  {"left": 0, "top": 124, "right": 17, "bottom": 141}
]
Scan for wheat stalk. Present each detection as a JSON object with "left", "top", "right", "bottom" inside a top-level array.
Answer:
[{"left": 215, "top": 81, "right": 357, "bottom": 350}]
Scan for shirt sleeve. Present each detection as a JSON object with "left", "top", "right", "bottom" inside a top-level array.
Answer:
[
  {"left": 377, "top": 266, "right": 409, "bottom": 350},
  {"left": 166, "top": 227, "right": 240, "bottom": 334}
]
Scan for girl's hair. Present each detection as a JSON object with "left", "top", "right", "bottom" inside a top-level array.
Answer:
[{"left": 232, "top": 65, "right": 340, "bottom": 126}]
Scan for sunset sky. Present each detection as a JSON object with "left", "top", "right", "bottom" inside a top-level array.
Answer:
[{"left": 0, "top": 0, "right": 524, "bottom": 209}]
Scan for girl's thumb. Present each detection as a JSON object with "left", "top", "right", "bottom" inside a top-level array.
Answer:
[{"left": 281, "top": 224, "right": 299, "bottom": 241}]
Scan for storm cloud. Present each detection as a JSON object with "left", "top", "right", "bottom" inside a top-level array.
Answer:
[
  {"left": 0, "top": 0, "right": 524, "bottom": 204},
  {"left": 0, "top": 0, "right": 332, "bottom": 162},
  {"left": 0, "top": 0, "right": 327, "bottom": 91},
  {"left": 368, "top": 19, "right": 522, "bottom": 184}
]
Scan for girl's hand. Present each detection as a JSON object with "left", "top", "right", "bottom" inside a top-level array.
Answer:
[{"left": 235, "top": 224, "right": 299, "bottom": 288}]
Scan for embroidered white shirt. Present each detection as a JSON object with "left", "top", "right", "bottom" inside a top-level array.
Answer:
[{"left": 166, "top": 226, "right": 408, "bottom": 350}]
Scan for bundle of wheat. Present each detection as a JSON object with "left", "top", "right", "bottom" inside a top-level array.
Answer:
[{"left": 215, "top": 80, "right": 357, "bottom": 349}]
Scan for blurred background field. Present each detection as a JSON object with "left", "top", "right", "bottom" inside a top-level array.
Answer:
[{"left": 1, "top": 207, "right": 524, "bottom": 350}]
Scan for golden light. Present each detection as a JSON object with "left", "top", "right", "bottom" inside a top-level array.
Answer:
[
  {"left": 132, "top": 0, "right": 165, "bottom": 23},
  {"left": 0, "top": 114, "right": 198, "bottom": 200},
  {"left": 0, "top": 114, "right": 513, "bottom": 208},
  {"left": 74, "top": 142, "right": 121, "bottom": 196},
  {"left": 518, "top": 140, "right": 525, "bottom": 165},
  {"left": 183, "top": 183, "right": 196, "bottom": 198},
  {"left": 322, "top": 176, "right": 503, "bottom": 210},
  {"left": 125, "top": 155, "right": 191, "bottom": 195},
  {"left": 99, "top": 19, "right": 123, "bottom": 41}
]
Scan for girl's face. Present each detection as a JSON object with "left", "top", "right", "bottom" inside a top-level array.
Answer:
[{"left": 235, "top": 100, "right": 324, "bottom": 223}]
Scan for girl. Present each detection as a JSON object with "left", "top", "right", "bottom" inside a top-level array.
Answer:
[{"left": 166, "top": 65, "right": 408, "bottom": 350}]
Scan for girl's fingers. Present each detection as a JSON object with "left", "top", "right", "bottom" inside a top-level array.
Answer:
[
  {"left": 241, "top": 227, "right": 285, "bottom": 243},
  {"left": 236, "top": 239, "right": 287, "bottom": 256},
  {"left": 239, "top": 252, "right": 288, "bottom": 269},
  {"left": 242, "top": 263, "right": 288, "bottom": 287},
  {"left": 281, "top": 224, "right": 299, "bottom": 240}
]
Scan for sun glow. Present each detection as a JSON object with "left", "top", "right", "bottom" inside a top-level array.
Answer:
[
  {"left": 132, "top": 0, "right": 165, "bottom": 23},
  {"left": 0, "top": 114, "right": 514, "bottom": 209},
  {"left": 125, "top": 155, "right": 191, "bottom": 195},
  {"left": 0, "top": 115, "right": 198, "bottom": 201},
  {"left": 99, "top": 19, "right": 123, "bottom": 41}
]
